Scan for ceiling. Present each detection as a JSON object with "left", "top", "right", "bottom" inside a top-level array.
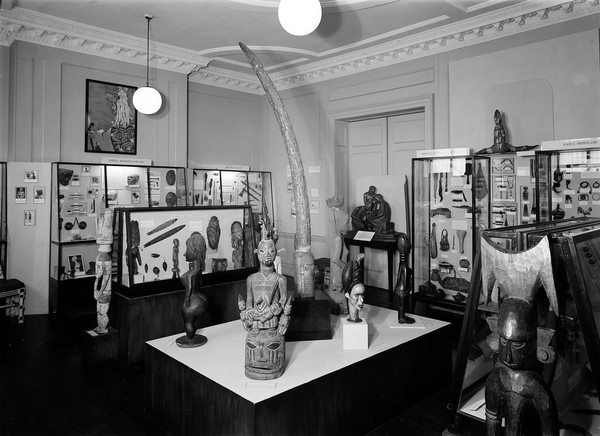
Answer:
[{"left": 1, "top": 0, "right": 598, "bottom": 93}]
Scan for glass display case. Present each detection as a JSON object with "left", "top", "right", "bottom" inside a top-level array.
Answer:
[
  {"left": 114, "top": 206, "right": 258, "bottom": 297},
  {"left": 190, "top": 168, "right": 222, "bottom": 206},
  {"left": 148, "top": 166, "right": 187, "bottom": 207},
  {"left": 448, "top": 219, "right": 600, "bottom": 434},
  {"left": 189, "top": 169, "right": 275, "bottom": 228},
  {"left": 105, "top": 164, "right": 150, "bottom": 208},
  {"left": 489, "top": 152, "right": 537, "bottom": 228},
  {"left": 537, "top": 148, "right": 600, "bottom": 223},
  {"left": 411, "top": 151, "right": 490, "bottom": 313},
  {"left": 49, "top": 162, "right": 107, "bottom": 314}
]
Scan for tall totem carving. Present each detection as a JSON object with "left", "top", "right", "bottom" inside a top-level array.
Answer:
[{"left": 239, "top": 42, "right": 314, "bottom": 299}]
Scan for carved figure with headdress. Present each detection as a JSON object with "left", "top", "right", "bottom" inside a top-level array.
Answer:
[
  {"left": 481, "top": 234, "right": 559, "bottom": 435},
  {"left": 238, "top": 221, "right": 292, "bottom": 380},
  {"left": 342, "top": 253, "right": 366, "bottom": 323}
]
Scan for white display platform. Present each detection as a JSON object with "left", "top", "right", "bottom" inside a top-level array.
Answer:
[
  {"left": 146, "top": 305, "right": 446, "bottom": 404},
  {"left": 145, "top": 304, "right": 452, "bottom": 436}
]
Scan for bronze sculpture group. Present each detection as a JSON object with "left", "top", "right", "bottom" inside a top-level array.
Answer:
[{"left": 351, "top": 186, "right": 393, "bottom": 233}]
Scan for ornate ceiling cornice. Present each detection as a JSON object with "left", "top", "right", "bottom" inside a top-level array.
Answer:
[
  {"left": 0, "top": 1, "right": 598, "bottom": 94},
  {"left": 0, "top": 8, "right": 210, "bottom": 75}
]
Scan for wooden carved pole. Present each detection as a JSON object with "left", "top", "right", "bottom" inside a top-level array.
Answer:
[{"left": 239, "top": 42, "right": 314, "bottom": 299}]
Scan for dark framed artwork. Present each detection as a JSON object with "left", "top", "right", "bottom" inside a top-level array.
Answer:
[{"left": 85, "top": 79, "right": 138, "bottom": 155}]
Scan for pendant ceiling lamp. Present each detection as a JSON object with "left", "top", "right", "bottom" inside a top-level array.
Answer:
[
  {"left": 278, "top": 0, "right": 322, "bottom": 36},
  {"left": 132, "top": 14, "right": 162, "bottom": 115}
]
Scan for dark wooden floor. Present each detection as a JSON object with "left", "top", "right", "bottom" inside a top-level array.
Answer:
[{"left": 0, "top": 312, "right": 484, "bottom": 436}]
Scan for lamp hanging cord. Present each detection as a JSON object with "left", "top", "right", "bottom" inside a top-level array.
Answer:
[{"left": 145, "top": 14, "right": 152, "bottom": 87}]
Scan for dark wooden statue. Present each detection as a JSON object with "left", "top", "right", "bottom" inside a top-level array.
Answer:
[
  {"left": 342, "top": 253, "right": 366, "bottom": 323},
  {"left": 238, "top": 222, "right": 292, "bottom": 380},
  {"left": 476, "top": 109, "right": 538, "bottom": 154},
  {"left": 480, "top": 234, "right": 559, "bottom": 436},
  {"left": 394, "top": 232, "right": 414, "bottom": 324},
  {"left": 175, "top": 232, "right": 208, "bottom": 348},
  {"left": 351, "top": 186, "right": 392, "bottom": 233}
]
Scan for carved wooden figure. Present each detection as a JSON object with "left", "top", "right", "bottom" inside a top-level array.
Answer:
[
  {"left": 238, "top": 222, "right": 292, "bottom": 380},
  {"left": 394, "top": 233, "right": 415, "bottom": 324},
  {"left": 480, "top": 234, "right": 559, "bottom": 436},
  {"left": 342, "top": 253, "right": 366, "bottom": 323},
  {"left": 176, "top": 232, "right": 208, "bottom": 348},
  {"left": 93, "top": 208, "right": 113, "bottom": 334}
]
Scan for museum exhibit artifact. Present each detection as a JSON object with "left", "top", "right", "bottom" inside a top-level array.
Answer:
[
  {"left": 239, "top": 42, "right": 314, "bottom": 300},
  {"left": 326, "top": 196, "right": 349, "bottom": 315},
  {"left": 176, "top": 231, "right": 208, "bottom": 348},
  {"left": 350, "top": 186, "right": 393, "bottom": 234},
  {"left": 342, "top": 253, "right": 366, "bottom": 323},
  {"left": 394, "top": 232, "right": 414, "bottom": 324},
  {"left": 238, "top": 222, "right": 292, "bottom": 380},
  {"left": 412, "top": 150, "right": 490, "bottom": 314},
  {"left": 446, "top": 218, "right": 600, "bottom": 435},
  {"left": 115, "top": 206, "right": 257, "bottom": 295},
  {"left": 480, "top": 234, "right": 559, "bottom": 435},
  {"left": 475, "top": 110, "right": 538, "bottom": 155},
  {"left": 93, "top": 208, "right": 113, "bottom": 334}
]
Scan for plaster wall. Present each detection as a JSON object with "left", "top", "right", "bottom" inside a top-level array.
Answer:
[{"left": 8, "top": 41, "right": 188, "bottom": 165}]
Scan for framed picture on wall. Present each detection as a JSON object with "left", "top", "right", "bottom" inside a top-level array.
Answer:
[
  {"left": 24, "top": 210, "right": 36, "bottom": 226},
  {"left": 85, "top": 79, "right": 138, "bottom": 155}
]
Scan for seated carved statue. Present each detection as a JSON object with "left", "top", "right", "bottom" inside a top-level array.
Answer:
[{"left": 351, "top": 193, "right": 392, "bottom": 233}]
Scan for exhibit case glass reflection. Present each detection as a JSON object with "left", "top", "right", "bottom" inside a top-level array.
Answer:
[
  {"left": 447, "top": 218, "right": 600, "bottom": 434},
  {"left": 115, "top": 206, "right": 258, "bottom": 296},
  {"left": 411, "top": 150, "right": 490, "bottom": 312}
]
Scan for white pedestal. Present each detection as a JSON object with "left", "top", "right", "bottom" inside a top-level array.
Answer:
[{"left": 342, "top": 317, "right": 369, "bottom": 349}]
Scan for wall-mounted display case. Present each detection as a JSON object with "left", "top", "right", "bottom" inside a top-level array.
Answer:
[
  {"left": 105, "top": 164, "right": 150, "bottom": 208},
  {"left": 489, "top": 153, "right": 537, "bottom": 228},
  {"left": 49, "top": 162, "right": 190, "bottom": 315},
  {"left": 411, "top": 152, "right": 490, "bottom": 314},
  {"left": 190, "top": 168, "right": 222, "bottom": 207},
  {"left": 447, "top": 219, "right": 600, "bottom": 434},
  {"left": 49, "top": 162, "right": 107, "bottom": 314},
  {"left": 190, "top": 169, "right": 274, "bottom": 227},
  {"left": 537, "top": 148, "right": 600, "bottom": 223},
  {"left": 115, "top": 206, "right": 259, "bottom": 297},
  {"left": 148, "top": 166, "right": 187, "bottom": 207}
]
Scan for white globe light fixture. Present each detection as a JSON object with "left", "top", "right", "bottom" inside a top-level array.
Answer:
[
  {"left": 133, "top": 14, "right": 162, "bottom": 115},
  {"left": 278, "top": 0, "right": 322, "bottom": 36}
]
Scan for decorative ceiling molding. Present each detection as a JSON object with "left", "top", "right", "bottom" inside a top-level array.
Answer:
[
  {"left": 0, "top": 8, "right": 210, "bottom": 75},
  {"left": 0, "top": 1, "right": 598, "bottom": 93}
]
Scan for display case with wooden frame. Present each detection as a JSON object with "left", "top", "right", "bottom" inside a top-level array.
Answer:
[
  {"left": 411, "top": 151, "right": 490, "bottom": 318},
  {"left": 446, "top": 218, "right": 600, "bottom": 435},
  {"left": 114, "top": 205, "right": 259, "bottom": 298}
]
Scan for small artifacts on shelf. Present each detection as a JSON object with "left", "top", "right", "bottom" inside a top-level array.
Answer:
[{"left": 412, "top": 152, "right": 489, "bottom": 307}]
